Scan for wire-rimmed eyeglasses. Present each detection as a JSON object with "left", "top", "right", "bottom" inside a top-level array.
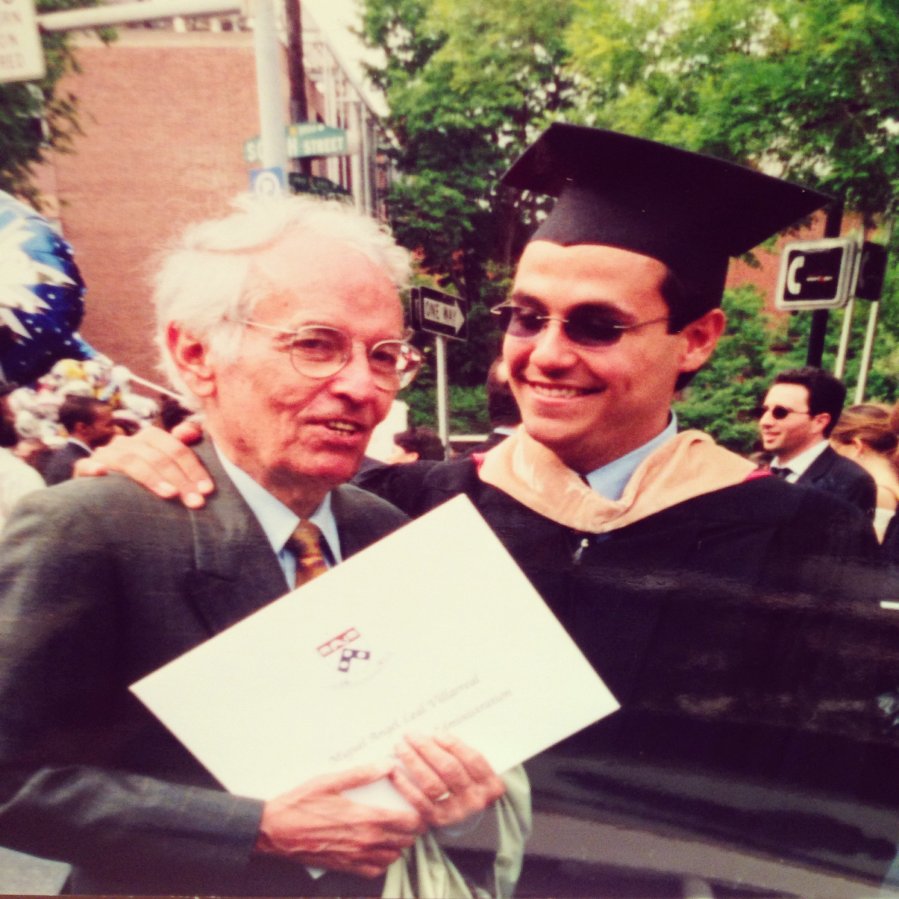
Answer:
[
  {"left": 235, "top": 319, "right": 423, "bottom": 390},
  {"left": 490, "top": 301, "right": 670, "bottom": 348}
]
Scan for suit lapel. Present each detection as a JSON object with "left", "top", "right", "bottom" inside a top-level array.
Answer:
[
  {"left": 184, "top": 442, "right": 289, "bottom": 636},
  {"left": 331, "top": 484, "right": 406, "bottom": 559},
  {"left": 799, "top": 445, "right": 834, "bottom": 485},
  {"left": 331, "top": 485, "right": 368, "bottom": 559},
  {"left": 183, "top": 465, "right": 403, "bottom": 636}
]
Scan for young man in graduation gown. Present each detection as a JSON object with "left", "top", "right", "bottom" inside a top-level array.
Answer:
[{"left": 82, "top": 125, "right": 898, "bottom": 891}]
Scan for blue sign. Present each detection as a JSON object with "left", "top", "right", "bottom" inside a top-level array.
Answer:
[{"left": 249, "top": 167, "right": 286, "bottom": 197}]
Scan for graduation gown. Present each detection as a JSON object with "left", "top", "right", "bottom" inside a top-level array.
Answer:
[{"left": 358, "top": 456, "right": 899, "bottom": 889}]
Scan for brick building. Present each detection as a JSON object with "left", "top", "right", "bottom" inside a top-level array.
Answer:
[{"left": 34, "top": 15, "right": 388, "bottom": 386}]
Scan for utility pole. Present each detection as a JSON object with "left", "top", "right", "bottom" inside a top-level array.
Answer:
[
  {"left": 284, "top": 0, "right": 311, "bottom": 176},
  {"left": 806, "top": 200, "right": 844, "bottom": 367},
  {"left": 252, "top": 0, "right": 288, "bottom": 176}
]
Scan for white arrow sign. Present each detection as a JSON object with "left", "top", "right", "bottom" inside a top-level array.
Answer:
[
  {"left": 423, "top": 296, "right": 465, "bottom": 333},
  {"left": 413, "top": 287, "right": 468, "bottom": 342}
]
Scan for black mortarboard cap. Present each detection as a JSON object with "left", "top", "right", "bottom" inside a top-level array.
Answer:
[{"left": 502, "top": 123, "right": 832, "bottom": 320}]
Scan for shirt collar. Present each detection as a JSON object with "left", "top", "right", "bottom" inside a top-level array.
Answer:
[
  {"left": 773, "top": 439, "right": 829, "bottom": 478},
  {"left": 585, "top": 413, "right": 678, "bottom": 500},
  {"left": 213, "top": 443, "right": 341, "bottom": 563}
]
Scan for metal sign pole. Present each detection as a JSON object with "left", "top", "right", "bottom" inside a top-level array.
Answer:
[
  {"left": 833, "top": 296, "right": 855, "bottom": 379},
  {"left": 409, "top": 286, "right": 467, "bottom": 453},
  {"left": 252, "top": 0, "right": 288, "bottom": 179},
  {"left": 806, "top": 202, "right": 843, "bottom": 367},
  {"left": 855, "top": 220, "right": 894, "bottom": 401},
  {"left": 854, "top": 301, "right": 880, "bottom": 403},
  {"left": 434, "top": 335, "right": 449, "bottom": 450}
]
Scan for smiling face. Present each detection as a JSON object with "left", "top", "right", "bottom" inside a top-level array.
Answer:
[
  {"left": 758, "top": 382, "right": 828, "bottom": 463},
  {"left": 172, "top": 232, "right": 404, "bottom": 515},
  {"left": 503, "top": 241, "right": 724, "bottom": 474}
]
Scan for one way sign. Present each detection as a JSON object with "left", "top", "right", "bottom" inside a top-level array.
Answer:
[{"left": 411, "top": 286, "right": 468, "bottom": 341}]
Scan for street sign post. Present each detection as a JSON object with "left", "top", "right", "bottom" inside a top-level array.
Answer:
[
  {"left": 774, "top": 237, "right": 857, "bottom": 311},
  {"left": 410, "top": 286, "right": 468, "bottom": 448},
  {"left": 856, "top": 241, "right": 888, "bottom": 302},
  {"left": 780, "top": 227, "right": 890, "bottom": 399},
  {"left": 0, "top": 0, "right": 45, "bottom": 84}
]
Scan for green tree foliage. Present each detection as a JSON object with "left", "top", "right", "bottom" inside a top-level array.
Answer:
[
  {"left": 403, "top": 379, "right": 489, "bottom": 434},
  {"left": 566, "top": 0, "right": 898, "bottom": 220},
  {"left": 0, "top": 0, "right": 107, "bottom": 205},
  {"left": 361, "top": 0, "right": 576, "bottom": 409},
  {"left": 675, "top": 285, "right": 808, "bottom": 453},
  {"left": 361, "top": 0, "right": 576, "bottom": 278}
]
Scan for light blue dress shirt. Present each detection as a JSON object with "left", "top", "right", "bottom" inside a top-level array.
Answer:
[
  {"left": 214, "top": 445, "right": 341, "bottom": 587},
  {"left": 584, "top": 413, "right": 678, "bottom": 500}
]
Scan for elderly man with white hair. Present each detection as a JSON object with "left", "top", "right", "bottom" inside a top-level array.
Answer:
[{"left": 0, "top": 194, "right": 508, "bottom": 896}]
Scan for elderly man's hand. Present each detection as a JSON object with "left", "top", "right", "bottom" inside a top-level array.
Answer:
[
  {"left": 390, "top": 733, "right": 506, "bottom": 830},
  {"left": 254, "top": 763, "right": 425, "bottom": 878},
  {"left": 74, "top": 421, "right": 214, "bottom": 508},
  {"left": 255, "top": 736, "right": 504, "bottom": 877}
]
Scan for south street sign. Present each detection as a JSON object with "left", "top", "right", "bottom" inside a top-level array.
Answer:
[
  {"left": 244, "top": 123, "right": 349, "bottom": 164},
  {"left": 411, "top": 286, "right": 468, "bottom": 341},
  {"left": 774, "top": 237, "right": 857, "bottom": 311}
]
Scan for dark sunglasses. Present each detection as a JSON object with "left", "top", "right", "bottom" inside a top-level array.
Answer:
[
  {"left": 758, "top": 404, "right": 812, "bottom": 420},
  {"left": 490, "top": 301, "right": 670, "bottom": 348}
]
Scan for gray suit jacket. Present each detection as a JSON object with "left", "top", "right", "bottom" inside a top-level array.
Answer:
[
  {"left": 41, "top": 439, "right": 91, "bottom": 485},
  {"left": 0, "top": 442, "right": 407, "bottom": 895}
]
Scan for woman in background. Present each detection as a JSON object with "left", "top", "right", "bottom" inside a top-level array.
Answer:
[{"left": 831, "top": 402, "right": 899, "bottom": 542}]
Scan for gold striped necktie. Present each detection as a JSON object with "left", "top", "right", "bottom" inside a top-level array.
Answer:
[{"left": 288, "top": 520, "right": 329, "bottom": 588}]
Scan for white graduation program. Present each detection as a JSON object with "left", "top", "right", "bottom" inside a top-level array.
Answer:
[{"left": 131, "top": 494, "right": 619, "bottom": 803}]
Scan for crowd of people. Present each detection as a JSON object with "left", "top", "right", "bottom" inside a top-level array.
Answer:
[{"left": 0, "top": 123, "right": 898, "bottom": 896}]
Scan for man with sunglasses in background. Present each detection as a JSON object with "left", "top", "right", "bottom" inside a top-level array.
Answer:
[
  {"left": 759, "top": 366, "right": 876, "bottom": 517},
  {"left": 79, "top": 125, "right": 897, "bottom": 892},
  {"left": 0, "top": 195, "right": 509, "bottom": 895}
]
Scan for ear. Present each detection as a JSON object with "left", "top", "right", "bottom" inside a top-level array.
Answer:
[
  {"left": 70, "top": 420, "right": 89, "bottom": 440},
  {"left": 676, "top": 308, "right": 726, "bottom": 376},
  {"left": 811, "top": 411, "right": 832, "bottom": 437},
  {"left": 166, "top": 324, "right": 216, "bottom": 399}
]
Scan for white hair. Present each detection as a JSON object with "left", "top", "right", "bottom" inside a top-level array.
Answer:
[{"left": 153, "top": 193, "right": 412, "bottom": 403}]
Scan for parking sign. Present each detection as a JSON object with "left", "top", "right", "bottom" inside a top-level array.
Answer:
[{"left": 774, "top": 238, "right": 857, "bottom": 311}]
